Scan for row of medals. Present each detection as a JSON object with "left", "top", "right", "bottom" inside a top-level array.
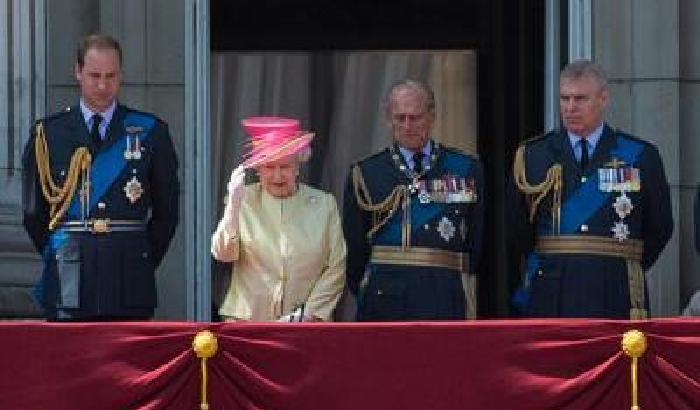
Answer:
[
  {"left": 391, "top": 147, "right": 477, "bottom": 243},
  {"left": 390, "top": 149, "right": 478, "bottom": 205},
  {"left": 599, "top": 163, "right": 639, "bottom": 241},
  {"left": 122, "top": 127, "right": 144, "bottom": 204}
]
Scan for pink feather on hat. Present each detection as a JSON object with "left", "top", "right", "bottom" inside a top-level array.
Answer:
[{"left": 240, "top": 116, "right": 314, "bottom": 168}]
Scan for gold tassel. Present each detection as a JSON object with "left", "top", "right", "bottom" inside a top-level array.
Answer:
[
  {"left": 626, "top": 260, "right": 648, "bottom": 320},
  {"left": 621, "top": 329, "right": 647, "bottom": 410},
  {"left": 192, "top": 330, "right": 218, "bottom": 410},
  {"left": 352, "top": 165, "right": 406, "bottom": 238},
  {"left": 34, "top": 122, "right": 92, "bottom": 229},
  {"left": 512, "top": 144, "right": 563, "bottom": 233}
]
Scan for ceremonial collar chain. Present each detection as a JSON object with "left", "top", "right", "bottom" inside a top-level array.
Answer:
[{"left": 389, "top": 142, "right": 441, "bottom": 181}]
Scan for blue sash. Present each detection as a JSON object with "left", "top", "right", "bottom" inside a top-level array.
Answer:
[
  {"left": 558, "top": 136, "right": 644, "bottom": 234},
  {"left": 374, "top": 155, "right": 473, "bottom": 245},
  {"left": 34, "top": 230, "right": 69, "bottom": 308},
  {"left": 66, "top": 112, "right": 156, "bottom": 218}
]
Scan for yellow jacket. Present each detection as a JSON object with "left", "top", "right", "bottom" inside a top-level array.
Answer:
[{"left": 212, "top": 183, "right": 346, "bottom": 321}]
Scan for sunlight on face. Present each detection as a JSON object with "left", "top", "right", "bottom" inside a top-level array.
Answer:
[
  {"left": 75, "top": 48, "right": 122, "bottom": 113},
  {"left": 387, "top": 88, "right": 435, "bottom": 152},
  {"left": 257, "top": 154, "right": 300, "bottom": 198},
  {"left": 559, "top": 74, "right": 609, "bottom": 137}
]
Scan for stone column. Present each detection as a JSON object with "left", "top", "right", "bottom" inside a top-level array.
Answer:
[
  {"left": 678, "top": 0, "right": 700, "bottom": 311},
  {"left": 0, "top": 0, "right": 46, "bottom": 317},
  {"left": 594, "top": 0, "right": 681, "bottom": 316}
]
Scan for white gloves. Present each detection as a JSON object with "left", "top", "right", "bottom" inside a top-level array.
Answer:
[
  {"left": 277, "top": 305, "right": 322, "bottom": 322},
  {"left": 222, "top": 165, "right": 246, "bottom": 235},
  {"left": 277, "top": 307, "right": 305, "bottom": 322}
]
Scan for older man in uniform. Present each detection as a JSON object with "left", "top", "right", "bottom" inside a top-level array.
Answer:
[
  {"left": 343, "top": 79, "right": 484, "bottom": 321},
  {"left": 510, "top": 60, "right": 673, "bottom": 319},
  {"left": 22, "top": 34, "right": 179, "bottom": 320}
]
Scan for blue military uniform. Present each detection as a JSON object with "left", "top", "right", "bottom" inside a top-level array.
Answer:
[
  {"left": 510, "top": 124, "right": 673, "bottom": 319},
  {"left": 22, "top": 103, "right": 179, "bottom": 320},
  {"left": 343, "top": 140, "right": 484, "bottom": 321}
]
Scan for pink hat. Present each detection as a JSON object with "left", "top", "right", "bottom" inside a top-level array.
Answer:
[{"left": 240, "top": 116, "right": 314, "bottom": 168}]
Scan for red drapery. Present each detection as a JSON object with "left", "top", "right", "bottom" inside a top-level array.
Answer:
[{"left": 1, "top": 319, "right": 699, "bottom": 409}]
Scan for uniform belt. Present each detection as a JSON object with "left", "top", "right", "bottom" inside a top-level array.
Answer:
[
  {"left": 58, "top": 219, "right": 147, "bottom": 234},
  {"left": 370, "top": 245, "right": 469, "bottom": 273},
  {"left": 535, "top": 235, "right": 643, "bottom": 261}
]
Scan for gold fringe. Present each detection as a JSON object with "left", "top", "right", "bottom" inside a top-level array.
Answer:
[
  {"left": 627, "top": 260, "right": 647, "bottom": 320},
  {"left": 352, "top": 165, "right": 406, "bottom": 238},
  {"left": 34, "top": 122, "right": 92, "bottom": 230},
  {"left": 512, "top": 144, "right": 563, "bottom": 233}
]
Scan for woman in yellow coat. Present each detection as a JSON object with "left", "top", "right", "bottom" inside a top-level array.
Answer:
[{"left": 211, "top": 116, "right": 346, "bottom": 321}]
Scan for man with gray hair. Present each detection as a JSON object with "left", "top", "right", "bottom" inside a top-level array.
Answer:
[
  {"left": 510, "top": 59, "right": 673, "bottom": 319},
  {"left": 343, "top": 79, "right": 484, "bottom": 321}
]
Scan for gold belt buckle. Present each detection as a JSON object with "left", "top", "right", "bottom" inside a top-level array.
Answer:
[{"left": 91, "top": 218, "right": 111, "bottom": 234}]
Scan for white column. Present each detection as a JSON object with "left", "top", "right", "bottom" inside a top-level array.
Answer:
[
  {"left": 569, "top": 0, "right": 593, "bottom": 60},
  {"left": 185, "top": 0, "right": 211, "bottom": 321},
  {"left": 544, "top": 0, "right": 560, "bottom": 131},
  {"left": 0, "top": 0, "right": 8, "bottom": 172}
]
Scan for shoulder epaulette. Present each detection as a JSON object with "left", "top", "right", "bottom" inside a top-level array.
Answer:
[
  {"left": 39, "top": 108, "right": 72, "bottom": 124},
  {"left": 353, "top": 147, "right": 390, "bottom": 167},
  {"left": 521, "top": 132, "right": 548, "bottom": 145},
  {"left": 125, "top": 106, "right": 166, "bottom": 125},
  {"left": 440, "top": 143, "right": 479, "bottom": 159}
]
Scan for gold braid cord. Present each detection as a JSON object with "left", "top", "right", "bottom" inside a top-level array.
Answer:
[
  {"left": 352, "top": 165, "right": 406, "bottom": 239},
  {"left": 513, "top": 144, "right": 563, "bottom": 233},
  {"left": 34, "top": 122, "right": 92, "bottom": 230}
]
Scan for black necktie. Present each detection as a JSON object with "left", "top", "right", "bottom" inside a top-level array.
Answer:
[
  {"left": 90, "top": 114, "right": 103, "bottom": 148},
  {"left": 579, "top": 139, "right": 589, "bottom": 169},
  {"left": 412, "top": 152, "right": 425, "bottom": 174}
]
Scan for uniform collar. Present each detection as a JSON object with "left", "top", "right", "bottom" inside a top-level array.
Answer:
[
  {"left": 80, "top": 99, "right": 117, "bottom": 133},
  {"left": 398, "top": 140, "right": 432, "bottom": 171},
  {"left": 567, "top": 122, "right": 604, "bottom": 152}
]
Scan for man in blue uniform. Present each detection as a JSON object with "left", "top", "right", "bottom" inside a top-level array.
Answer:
[
  {"left": 510, "top": 60, "right": 673, "bottom": 319},
  {"left": 343, "top": 80, "right": 484, "bottom": 321},
  {"left": 22, "top": 34, "right": 179, "bottom": 320}
]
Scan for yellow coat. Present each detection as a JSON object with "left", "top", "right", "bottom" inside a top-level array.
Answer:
[{"left": 212, "top": 183, "right": 346, "bottom": 321}]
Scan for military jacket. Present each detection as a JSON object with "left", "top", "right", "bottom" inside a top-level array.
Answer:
[
  {"left": 510, "top": 125, "right": 673, "bottom": 318},
  {"left": 343, "top": 141, "right": 484, "bottom": 320},
  {"left": 22, "top": 103, "right": 179, "bottom": 319}
]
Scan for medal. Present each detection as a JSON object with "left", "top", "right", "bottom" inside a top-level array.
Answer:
[
  {"left": 123, "top": 175, "right": 143, "bottom": 203},
  {"left": 124, "top": 126, "right": 144, "bottom": 160},
  {"left": 613, "top": 192, "right": 634, "bottom": 219},
  {"left": 612, "top": 221, "right": 630, "bottom": 241},
  {"left": 437, "top": 216, "right": 456, "bottom": 242}
]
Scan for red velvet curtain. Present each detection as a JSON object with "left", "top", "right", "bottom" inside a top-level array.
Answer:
[{"left": 2, "top": 319, "right": 699, "bottom": 409}]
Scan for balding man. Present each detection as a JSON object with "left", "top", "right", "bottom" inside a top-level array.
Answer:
[
  {"left": 510, "top": 60, "right": 673, "bottom": 319},
  {"left": 343, "top": 79, "right": 484, "bottom": 321}
]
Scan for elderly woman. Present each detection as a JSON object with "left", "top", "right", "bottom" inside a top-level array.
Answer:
[{"left": 212, "top": 116, "right": 346, "bottom": 321}]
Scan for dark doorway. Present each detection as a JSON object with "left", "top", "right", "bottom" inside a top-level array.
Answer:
[{"left": 211, "top": 0, "right": 545, "bottom": 317}]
